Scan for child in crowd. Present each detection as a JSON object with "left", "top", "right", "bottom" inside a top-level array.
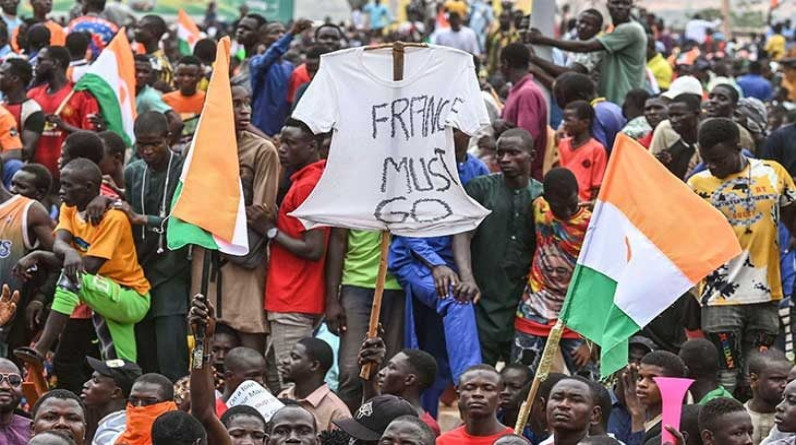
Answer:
[{"left": 558, "top": 100, "right": 607, "bottom": 203}]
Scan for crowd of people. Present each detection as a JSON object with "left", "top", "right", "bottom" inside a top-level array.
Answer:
[{"left": 0, "top": 0, "right": 793, "bottom": 443}]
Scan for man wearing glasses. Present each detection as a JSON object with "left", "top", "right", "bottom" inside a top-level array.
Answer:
[{"left": 0, "top": 358, "right": 29, "bottom": 444}]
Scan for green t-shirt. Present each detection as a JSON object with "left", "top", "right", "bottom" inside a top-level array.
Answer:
[
  {"left": 698, "top": 385, "right": 735, "bottom": 405},
  {"left": 596, "top": 21, "right": 648, "bottom": 105},
  {"left": 341, "top": 230, "right": 401, "bottom": 290}
]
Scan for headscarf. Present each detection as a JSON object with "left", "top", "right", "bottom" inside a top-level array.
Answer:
[{"left": 736, "top": 97, "right": 768, "bottom": 136}]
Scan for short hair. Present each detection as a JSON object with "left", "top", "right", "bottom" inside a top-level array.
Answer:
[
  {"left": 98, "top": 131, "right": 126, "bottom": 157},
  {"left": 19, "top": 163, "right": 52, "bottom": 193},
  {"left": 553, "top": 72, "right": 596, "bottom": 107},
  {"left": 698, "top": 397, "right": 747, "bottom": 433},
  {"left": 551, "top": 376, "right": 596, "bottom": 404},
  {"left": 4, "top": 58, "right": 32, "bottom": 86},
  {"left": 32, "top": 389, "right": 86, "bottom": 418},
  {"left": 65, "top": 31, "right": 90, "bottom": 59},
  {"left": 670, "top": 93, "right": 702, "bottom": 112},
  {"left": 193, "top": 38, "right": 217, "bottom": 64},
  {"left": 225, "top": 346, "right": 266, "bottom": 373},
  {"left": 500, "top": 42, "right": 531, "bottom": 70},
  {"left": 698, "top": 117, "right": 739, "bottom": 150},
  {"left": 297, "top": 337, "right": 334, "bottom": 374},
  {"left": 28, "top": 431, "right": 77, "bottom": 445},
  {"left": 713, "top": 83, "right": 739, "bottom": 104},
  {"left": 63, "top": 131, "right": 105, "bottom": 164},
  {"left": 748, "top": 60, "right": 762, "bottom": 74},
  {"left": 314, "top": 23, "right": 344, "bottom": 40},
  {"left": 386, "top": 415, "right": 436, "bottom": 445},
  {"left": 544, "top": 167, "right": 579, "bottom": 200},
  {"left": 401, "top": 349, "right": 438, "bottom": 391},
  {"left": 586, "top": 380, "right": 612, "bottom": 429},
  {"left": 580, "top": 8, "right": 604, "bottom": 29},
  {"left": 177, "top": 55, "right": 202, "bottom": 67},
  {"left": 84, "top": 0, "right": 107, "bottom": 10},
  {"left": 640, "top": 350, "right": 687, "bottom": 377},
  {"left": 747, "top": 349, "right": 790, "bottom": 376},
  {"left": 151, "top": 411, "right": 207, "bottom": 445},
  {"left": 538, "top": 373, "right": 568, "bottom": 401},
  {"left": 679, "top": 338, "right": 719, "bottom": 379},
  {"left": 460, "top": 364, "right": 501, "bottom": 384},
  {"left": 306, "top": 45, "right": 331, "bottom": 60},
  {"left": 283, "top": 117, "right": 317, "bottom": 139},
  {"left": 244, "top": 13, "right": 267, "bottom": 30},
  {"left": 267, "top": 404, "right": 317, "bottom": 435},
  {"left": 134, "top": 110, "right": 169, "bottom": 136},
  {"left": 681, "top": 404, "right": 701, "bottom": 444},
  {"left": 221, "top": 404, "right": 266, "bottom": 429},
  {"left": 134, "top": 373, "right": 175, "bottom": 402},
  {"left": 134, "top": 53, "right": 153, "bottom": 65},
  {"left": 45, "top": 45, "right": 70, "bottom": 70},
  {"left": 62, "top": 158, "right": 102, "bottom": 186},
  {"left": 494, "top": 434, "right": 532, "bottom": 444},
  {"left": 498, "top": 128, "right": 535, "bottom": 153},
  {"left": 140, "top": 15, "right": 168, "bottom": 38},
  {"left": 214, "top": 323, "right": 240, "bottom": 343},
  {"left": 501, "top": 363, "right": 533, "bottom": 386},
  {"left": 26, "top": 24, "right": 51, "bottom": 48},
  {"left": 623, "top": 89, "right": 650, "bottom": 112},
  {"left": 565, "top": 99, "right": 595, "bottom": 126}
]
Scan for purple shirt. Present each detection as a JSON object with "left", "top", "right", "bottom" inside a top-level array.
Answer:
[
  {"left": 501, "top": 73, "right": 548, "bottom": 180},
  {"left": 0, "top": 414, "right": 31, "bottom": 445}
]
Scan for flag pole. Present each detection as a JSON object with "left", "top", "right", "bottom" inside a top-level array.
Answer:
[{"left": 515, "top": 320, "right": 565, "bottom": 432}]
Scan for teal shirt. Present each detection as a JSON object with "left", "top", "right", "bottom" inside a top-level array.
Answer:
[
  {"left": 597, "top": 21, "right": 648, "bottom": 105},
  {"left": 136, "top": 85, "right": 172, "bottom": 115}
]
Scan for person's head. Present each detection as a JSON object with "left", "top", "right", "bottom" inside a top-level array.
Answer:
[
  {"left": 282, "top": 337, "right": 333, "bottom": 384},
  {"left": 0, "top": 58, "right": 31, "bottom": 94},
  {"left": 0, "top": 0, "right": 18, "bottom": 15},
  {"left": 546, "top": 377, "right": 599, "bottom": 438},
  {"left": 553, "top": 72, "right": 596, "bottom": 108},
  {"left": 644, "top": 97, "right": 669, "bottom": 130},
  {"left": 193, "top": 38, "right": 216, "bottom": 65},
  {"left": 577, "top": 9, "right": 603, "bottom": 40},
  {"left": 151, "top": 411, "right": 207, "bottom": 445},
  {"left": 697, "top": 117, "right": 742, "bottom": 179},
  {"left": 135, "top": 14, "right": 167, "bottom": 45},
  {"left": 129, "top": 373, "right": 174, "bottom": 409},
  {"left": 680, "top": 404, "right": 702, "bottom": 445},
  {"left": 97, "top": 130, "right": 126, "bottom": 176},
  {"left": 586, "top": 380, "right": 612, "bottom": 435},
  {"left": 377, "top": 349, "right": 437, "bottom": 398},
  {"left": 748, "top": 350, "right": 792, "bottom": 407},
  {"left": 11, "top": 163, "right": 51, "bottom": 200},
  {"left": 496, "top": 128, "right": 534, "bottom": 179},
  {"left": 527, "top": 373, "right": 567, "bottom": 432},
  {"left": 59, "top": 158, "right": 101, "bottom": 208},
  {"left": 134, "top": 54, "right": 154, "bottom": 91},
  {"left": 279, "top": 118, "right": 320, "bottom": 170},
  {"left": 221, "top": 404, "right": 267, "bottom": 445},
  {"left": 174, "top": 55, "right": 203, "bottom": 96},
  {"left": 678, "top": 338, "right": 719, "bottom": 381},
  {"left": 563, "top": 99, "right": 594, "bottom": 138},
  {"left": 607, "top": 0, "right": 633, "bottom": 24},
  {"left": 232, "top": 85, "right": 252, "bottom": 134},
  {"left": 81, "top": 358, "right": 141, "bottom": 409},
  {"left": 499, "top": 42, "right": 530, "bottom": 79},
  {"left": 636, "top": 351, "right": 687, "bottom": 408},
  {"left": 212, "top": 323, "right": 241, "bottom": 373},
  {"left": 775, "top": 380, "right": 796, "bottom": 433},
  {"left": 235, "top": 13, "right": 266, "bottom": 48},
  {"left": 699, "top": 397, "right": 753, "bottom": 445},
  {"left": 134, "top": 110, "right": 171, "bottom": 167},
  {"left": 333, "top": 395, "right": 417, "bottom": 442},
  {"left": 35, "top": 45, "right": 69, "bottom": 82},
  {"left": 498, "top": 9, "right": 512, "bottom": 30},
  {"left": 82, "top": 0, "right": 105, "bottom": 14},
  {"left": 704, "top": 84, "right": 739, "bottom": 119},
  {"left": 0, "top": 358, "right": 22, "bottom": 414},
  {"left": 314, "top": 24, "right": 344, "bottom": 51},
  {"left": 64, "top": 31, "right": 89, "bottom": 61},
  {"left": 493, "top": 434, "right": 531, "bottom": 444},
  {"left": 263, "top": 22, "right": 286, "bottom": 47},
  {"left": 748, "top": 60, "right": 762, "bottom": 75},
  {"left": 457, "top": 364, "right": 503, "bottom": 420},
  {"left": 59, "top": 130, "right": 104, "bottom": 171},
  {"left": 499, "top": 364, "right": 532, "bottom": 413},
  {"left": 305, "top": 45, "right": 330, "bottom": 80},
  {"left": 668, "top": 93, "right": 702, "bottom": 138},
  {"left": 379, "top": 415, "right": 435, "bottom": 445},
  {"left": 224, "top": 346, "right": 266, "bottom": 392},
  {"left": 448, "top": 11, "right": 462, "bottom": 31},
  {"left": 31, "top": 389, "right": 87, "bottom": 444},
  {"left": 28, "top": 430, "right": 77, "bottom": 445},
  {"left": 31, "top": 0, "right": 54, "bottom": 17},
  {"left": 26, "top": 24, "right": 51, "bottom": 52},
  {"left": 622, "top": 89, "right": 650, "bottom": 120},
  {"left": 543, "top": 167, "right": 580, "bottom": 221},
  {"left": 267, "top": 404, "right": 319, "bottom": 445}
]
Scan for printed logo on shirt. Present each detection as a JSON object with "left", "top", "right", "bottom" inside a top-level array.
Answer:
[
  {"left": 0, "top": 240, "right": 12, "bottom": 258},
  {"left": 582, "top": 159, "right": 592, "bottom": 169}
]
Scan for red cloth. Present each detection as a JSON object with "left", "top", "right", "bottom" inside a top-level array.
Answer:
[
  {"left": 501, "top": 74, "right": 548, "bottom": 181},
  {"left": 288, "top": 63, "right": 310, "bottom": 103},
  {"left": 437, "top": 426, "right": 514, "bottom": 444},
  {"left": 558, "top": 137, "right": 608, "bottom": 202},
  {"left": 215, "top": 398, "right": 228, "bottom": 417},
  {"left": 28, "top": 83, "right": 99, "bottom": 177},
  {"left": 265, "top": 160, "right": 330, "bottom": 315},
  {"left": 420, "top": 411, "right": 441, "bottom": 437}
]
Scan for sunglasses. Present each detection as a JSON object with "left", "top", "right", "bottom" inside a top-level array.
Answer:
[{"left": 0, "top": 373, "right": 22, "bottom": 387}]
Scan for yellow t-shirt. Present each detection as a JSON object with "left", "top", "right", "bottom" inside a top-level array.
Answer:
[
  {"left": 765, "top": 34, "right": 786, "bottom": 60},
  {"left": 56, "top": 206, "right": 151, "bottom": 295},
  {"left": 647, "top": 53, "right": 673, "bottom": 90},
  {"left": 688, "top": 159, "right": 796, "bottom": 306}
]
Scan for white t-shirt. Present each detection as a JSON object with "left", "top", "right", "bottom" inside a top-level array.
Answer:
[
  {"left": 431, "top": 27, "right": 481, "bottom": 56},
  {"left": 291, "top": 45, "right": 491, "bottom": 237}
]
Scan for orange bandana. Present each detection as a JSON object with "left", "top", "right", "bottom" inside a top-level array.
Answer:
[{"left": 115, "top": 401, "right": 178, "bottom": 445}]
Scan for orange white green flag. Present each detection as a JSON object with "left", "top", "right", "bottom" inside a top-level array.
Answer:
[
  {"left": 558, "top": 134, "right": 741, "bottom": 376},
  {"left": 177, "top": 9, "right": 202, "bottom": 55},
  {"left": 167, "top": 36, "right": 248, "bottom": 255}
]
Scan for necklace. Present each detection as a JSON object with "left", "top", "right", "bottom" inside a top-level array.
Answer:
[{"left": 141, "top": 152, "right": 174, "bottom": 254}]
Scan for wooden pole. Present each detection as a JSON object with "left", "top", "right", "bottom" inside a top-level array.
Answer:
[{"left": 514, "top": 320, "right": 566, "bottom": 432}]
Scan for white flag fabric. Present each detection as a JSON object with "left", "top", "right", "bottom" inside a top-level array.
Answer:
[{"left": 290, "top": 45, "right": 491, "bottom": 237}]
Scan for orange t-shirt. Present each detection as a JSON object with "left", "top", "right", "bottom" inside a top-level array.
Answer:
[
  {"left": 558, "top": 137, "right": 608, "bottom": 202},
  {"left": 162, "top": 91, "right": 206, "bottom": 117},
  {"left": 11, "top": 20, "right": 66, "bottom": 52},
  {"left": 56, "top": 206, "right": 151, "bottom": 295},
  {"left": 0, "top": 105, "right": 22, "bottom": 152}
]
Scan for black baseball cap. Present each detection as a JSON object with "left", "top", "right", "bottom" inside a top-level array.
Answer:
[
  {"left": 333, "top": 395, "right": 418, "bottom": 441},
  {"left": 86, "top": 357, "right": 142, "bottom": 398}
]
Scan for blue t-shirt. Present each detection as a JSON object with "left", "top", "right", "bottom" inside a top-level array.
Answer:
[
  {"left": 737, "top": 74, "right": 773, "bottom": 101},
  {"left": 363, "top": 3, "right": 391, "bottom": 30},
  {"left": 250, "top": 33, "right": 294, "bottom": 137},
  {"left": 593, "top": 100, "right": 627, "bottom": 153}
]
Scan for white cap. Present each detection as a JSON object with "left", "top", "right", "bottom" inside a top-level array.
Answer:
[{"left": 662, "top": 76, "right": 703, "bottom": 99}]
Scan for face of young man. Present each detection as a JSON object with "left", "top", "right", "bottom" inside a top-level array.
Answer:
[
  {"left": 31, "top": 398, "right": 87, "bottom": 444},
  {"left": 175, "top": 63, "right": 202, "bottom": 96},
  {"left": 776, "top": 381, "right": 796, "bottom": 433},
  {"left": 698, "top": 140, "right": 742, "bottom": 179},
  {"left": 134, "top": 130, "right": 171, "bottom": 168},
  {"left": 704, "top": 86, "right": 736, "bottom": 119},
  {"left": 266, "top": 406, "right": 318, "bottom": 445},
  {"left": 280, "top": 343, "right": 314, "bottom": 383},
  {"left": 58, "top": 167, "right": 96, "bottom": 208},
  {"left": 635, "top": 364, "right": 665, "bottom": 408},
  {"left": 495, "top": 136, "right": 532, "bottom": 180},
  {"left": 546, "top": 379, "right": 597, "bottom": 434},
  {"left": 753, "top": 362, "right": 791, "bottom": 406},
  {"left": 232, "top": 86, "right": 252, "bottom": 134},
  {"left": 278, "top": 126, "right": 316, "bottom": 170},
  {"left": 499, "top": 368, "right": 529, "bottom": 412},
  {"left": 379, "top": 419, "right": 431, "bottom": 445},
  {"left": 227, "top": 413, "right": 267, "bottom": 445},
  {"left": 80, "top": 371, "right": 120, "bottom": 408},
  {"left": 457, "top": 370, "right": 503, "bottom": 420},
  {"left": 668, "top": 103, "right": 699, "bottom": 137},
  {"left": 0, "top": 360, "right": 22, "bottom": 414},
  {"left": 703, "top": 411, "right": 754, "bottom": 445},
  {"left": 377, "top": 352, "right": 413, "bottom": 397},
  {"left": 10, "top": 170, "right": 43, "bottom": 200}
]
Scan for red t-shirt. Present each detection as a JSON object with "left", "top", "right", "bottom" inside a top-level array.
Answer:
[
  {"left": 28, "top": 83, "right": 99, "bottom": 177},
  {"left": 265, "top": 160, "right": 329, "bottom": 315},
  {"left": 437, "top": 426, "right": 514, "bottom": 445},
  {"left": 558, "top": 137, "right": 608, "bottom": 202},
  {"left": 287, "top": 63, "right": 310, "bottom": 103},
  {"left": 420, "top": 411, "right": 441, "bottom": 437}
]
